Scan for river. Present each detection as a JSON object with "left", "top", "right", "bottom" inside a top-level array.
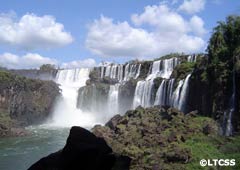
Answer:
[{"left": 0, "top": 126, "right": 70, "bottom": 170}]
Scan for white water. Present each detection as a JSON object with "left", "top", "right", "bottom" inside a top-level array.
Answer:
[
  {"left": 154, "top": 80, "right": 166, "bottom": 106},
  {"left": 133, "top": 80, "right": 153, "bottom": 108},
  {"left": 224, "top": 72, "right": 236, "bottom": 136},
  {"left": 108, "top": 84, "right": 120, "bottom": 117},
  {"left": 133, "top": 57, "right": 179, "bottom": 109},
  {"left": 49, "top": 68, "right": 99, "bottom": 127},
  {"left": 224, "top": 108, "right": 234, "bottom": 136},
  {"left": 101, "top": 63, "right": 141, "bottom": 82},
  {"left": 187, "top": 55, "right": 196, "bottom": 62},
  {"left": 172, "top": 80, "right": 184, "bottom": 108},
  {"left": 167, "top": 79, "right": 175, "bottom": 105},
  {"left": 154, "top": 79, "right": 175, "bottom": 106},
  {"left": 178, "top": 74, "right": 191, "bottom": 112}
]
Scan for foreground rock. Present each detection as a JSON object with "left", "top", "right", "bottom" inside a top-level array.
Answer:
[
  {"left": 92, "top": 106, "right": 219, "bottom": 170},
  {"left": 28, "top": 126, "right": 131, "bottom": 170}
]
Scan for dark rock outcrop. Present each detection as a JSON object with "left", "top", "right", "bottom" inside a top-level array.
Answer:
[{"left": 28, "top": 126, "right": 131, "bottom": 170}]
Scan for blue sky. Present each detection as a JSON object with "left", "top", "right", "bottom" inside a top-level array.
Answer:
[{"left": 0, "top": 0, "right": 239, "bottom": 69}]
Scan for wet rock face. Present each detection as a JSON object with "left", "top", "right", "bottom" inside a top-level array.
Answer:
[
  {"left": 28, "top": 126, "right": 131, "bottom": 170},
  {"left": 92, "top": 107, "right": 218, "bottom": 170},
  {"left": 0, "top": 71, "right": 60, "bottom": 136},
  {"left": 9, "top": 80, "right": 60, "bottom": 125}
]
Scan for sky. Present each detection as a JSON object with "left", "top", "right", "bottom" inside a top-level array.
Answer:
[{"left": 0, "top": 0, "right": 239, "bottom": 69}]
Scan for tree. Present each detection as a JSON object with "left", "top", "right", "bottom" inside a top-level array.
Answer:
[
  {"left": 39, "top": 64, "right": 56, "bottom": 71},
  {"left": 208, "top": 15, "right": 240, "bottom": 64},
  {"left": 206, "top": 15, "right": 240, "bottom": 115}
]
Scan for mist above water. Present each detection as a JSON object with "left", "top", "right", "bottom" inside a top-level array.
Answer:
[{"left": 49, "top": 68, "right": 101, "bottom": 128}]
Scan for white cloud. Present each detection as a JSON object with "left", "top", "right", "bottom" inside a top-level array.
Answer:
[
  {"left": 61, "top": 58, "right": 97, "bottom": 68},
  {"left": 0, "top": 52, "right": 97, "bottom": 69},
  {"left": 178, "top": 0, "right": 206, "bottom": 14},
  {"left": 85, "top": 4, "right": 206, "bottom": 58},
  {"left": 0, "top": 13, "right": 73, "bottom": 50},
  {"left": 0, "top": 53, "right": 57, "bottom": 69},
  {"left": 189, "top": 15, "right": 206, "bottom": 36},
  {"left": 131, "top": 4, "right": 188, "bottom": 33},
  {"left": 86, "top": 16, "right": 157, "bottom": 57}
]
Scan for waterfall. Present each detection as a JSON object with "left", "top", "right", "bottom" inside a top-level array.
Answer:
[
  {"left": 108, "top": 84, "right": 120, "bottom": 117},
  {"left": 117, "top": 65, "right": 123, "bottom": 81},
  {"left": 178, "top": 74, "right": 191, "bottom": 112},
  {"left": 223, "top": 72, "right": 236, "bottom": 136},
  {"left": 172, "top": 80, "right": 184, "bottom": 108},
  {"left": 123, "top": 64, "right": 130, "bottom": 81},
  {"left": 104, "top": 65, "right": 110, "bottom": 77},
  {"left": 50, "top": 68, "right": 99, "bottom": 127},
  {"left": 124, "top": 64, "right": 141, "bottom": 81},
  {"left": 154, "top": 80, "right": 166, "bottom": 106},
  {"left": 187, "top": 55, "right": 196, "bottom": 62},
  {"left": 151, "top": 60, "right": 161, "bottom": 74},
  {"left": 225, "top": 94, "right": 234, "bottom": 136},
  {"left": 154, "top": 79, "right": 175, "bottom": 106},
  {"left": 100, "top": 66, "right": 104, "bottom": 78},
  {"left": 101, "top": 63, "right": 141, "bottom": 82},
  {"left": 133, "top": 57, "right": 179, "bottom": 109},
  {"left": 135, "top": 64, "right": 141, "bottom": 79},
  {"left": 167, "top": 79, "right": 175, "bottom": 105},
  {"left": 133, "top": 80, "right": 153, "bottom": 108}
]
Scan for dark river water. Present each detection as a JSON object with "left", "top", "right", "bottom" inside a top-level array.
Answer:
[{"left": 0, "top": 126, "right": 71, "bottom": 170}]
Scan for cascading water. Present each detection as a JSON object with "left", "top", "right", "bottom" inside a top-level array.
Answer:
[
  {"left": 187, "top": 55, "right": 196, "bottom": 62},
  {"left": 101, "top": 63, "right": 141, "bottom": 82},
  {"left": 49, "top": 68, "right": 99, "bottom": 127},
  {"left": 167, "top": 79, "right": 175, "bottom": 105},
  {"left": 108, "top": 84, "right": 120, "bottom": 117},
  {"left": 223, "top": 72, "right": 236, "bottom": 136},
  {"left": 171, "top": 80, "right": 182, "bottom": 108},
  {"left": 154, "top": 79, "right": 175, "bottom": 106},
  {"left": 154, "top": 80, "right": 166, "bottom": 106},
  {"left": 133, "top": 57, "right": 179, "bottom": 109},
  {"left": 177, "top": 74, "right": 191, "bottom": 112},
  {"left": 117, "top": 65, "right": 124, "bottom": 81},
  {"left": 133, "top": 80, "right": 153, "bottom": 108}
]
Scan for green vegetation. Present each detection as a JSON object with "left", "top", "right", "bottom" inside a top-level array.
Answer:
[
  {"left": 155, "top": 53, "right": 183, "bottom": 60},
  {"left": 93, "top": 106, "right": 240, "bottom": 170},
  {"left": 208, "top": 15, "right": 240, "bottom": 65},
  {"left": 39, "top": 64, "right": 56, "bottom": 71},
  {"left": 171, "top": 61, "right": 195, "bottom": 82},
  {"left": 207, "top": 15, "right": 240, "bottom": 88},
  {"left": 182, "top": 135, "right": 240, "bottom": 170},
  {"left": 0, "top": 111, "right": 13, "bottom": 127}
]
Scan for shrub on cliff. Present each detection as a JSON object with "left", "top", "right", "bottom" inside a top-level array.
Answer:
[{"left": 171, "top": 61, "right": 195, "bottom": 83}]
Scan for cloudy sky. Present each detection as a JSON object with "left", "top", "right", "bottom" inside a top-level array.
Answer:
[{"left": 0, "top": 0, "right": 239, "bottom": 69}]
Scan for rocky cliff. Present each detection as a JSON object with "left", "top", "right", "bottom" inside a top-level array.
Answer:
[{"left": 0, "top": 70, "right": 60, "bottom": 136}]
